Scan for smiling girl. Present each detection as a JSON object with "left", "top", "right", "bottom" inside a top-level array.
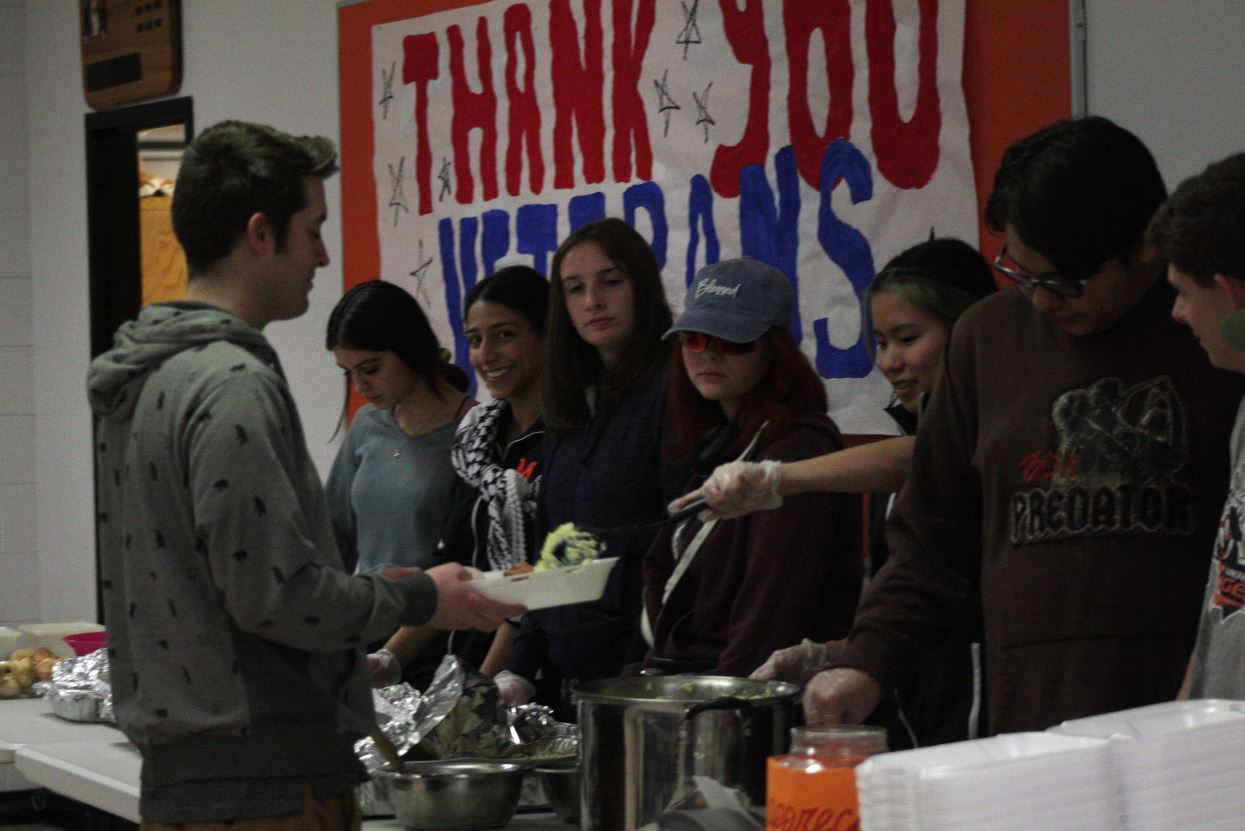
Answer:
[
  {"left": 733, "top": 239, "right": 997, "bottom": 748},
  {"left": 868, "top": 239, "right": 998, "bottom": 432},
  {"left": 445, "top": 266, "right": 549, "bottom": 676}
]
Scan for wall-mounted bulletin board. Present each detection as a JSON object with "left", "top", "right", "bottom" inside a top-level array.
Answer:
[
  {"left": 80, "top": 0, "right": 183, "bottom": 110},
  {"left": 338, "top": 0, "right": 1069, "bottom": 435}
]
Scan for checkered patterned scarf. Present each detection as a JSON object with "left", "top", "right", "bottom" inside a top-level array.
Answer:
[{"left": 450, "top": 398, "right": 537, "bottom": 571}]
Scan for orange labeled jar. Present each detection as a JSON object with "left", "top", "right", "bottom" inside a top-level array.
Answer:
[{"left": 765, "top": 725, "right": 887, "bottom": 831}]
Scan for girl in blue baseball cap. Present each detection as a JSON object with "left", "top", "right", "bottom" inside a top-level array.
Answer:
[{"left": 637, "top": 257, "right": 863, "bottom": 676}]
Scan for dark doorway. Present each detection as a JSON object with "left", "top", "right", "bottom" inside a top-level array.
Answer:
[
  {"left": 85, "top": 97, "right": 192, "bottom": 621},
  {"left": 85, "top": 96, "right": 192, "bottom": 359}
]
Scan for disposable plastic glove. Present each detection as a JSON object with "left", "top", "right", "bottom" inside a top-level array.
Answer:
[
  {"left": 802, "top": 667, "right": 883, "bottom": 727},
  {"left": 699, "top": 460, "right": 785, "bottom": 519},
  {"left": 366, "top": 648, "right": 402, "bottom": 688},
  {"left": 749, "top": 638, "right": 832, "bottom": 686},
  {"left": 494, "top": 670, "right": 536, "bottom": 708}
]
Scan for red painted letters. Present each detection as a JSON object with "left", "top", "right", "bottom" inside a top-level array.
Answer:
[
  {"left": 503, "top": 4, "right": 544, "bottom": 196},
  {"left": 550, "top": 0, "right": 606, "bottom": 188},
  {"left": 784, "top": 0, "right": 855, "bottom": 190},
  {"left": 710, "top": 0, "right": 771, "bottom": 199},
  {"left": 397, "top": 1, "right": 947, "bottom": 204},
  {"left": 610, "top": 0, "right": 655, "bottom": 183},
  {"left": 866, "top": 0, "right": 941, "bottom": 189},
  {"left": 449, "top": 17, "right": 499, "bottom": 204},
  {"left": 401, "top": 33, "right": 439, "bottom": 216}
]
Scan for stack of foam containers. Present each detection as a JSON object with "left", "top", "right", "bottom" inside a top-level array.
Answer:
[
  {"left": 1050, "top": 699, "right": 1245, "bottom": 831},
  {"left": 856, "top": 732, "right": 1122, "bottom": 831}
]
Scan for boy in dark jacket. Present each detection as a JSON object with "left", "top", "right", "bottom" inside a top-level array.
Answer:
[{"left": 806, "top": 118, "right": 1245, "bottom": 734}]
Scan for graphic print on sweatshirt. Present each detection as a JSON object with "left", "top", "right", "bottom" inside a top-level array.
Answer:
[
  {"left": 1211, "top": 463, "right": 1245, "bottom": 621},
  {"left": 1011, "top": 376, "right": 1191, "bottom": 544}
]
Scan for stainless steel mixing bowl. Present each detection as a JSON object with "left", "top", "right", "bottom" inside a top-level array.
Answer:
[
  {"left": 533, "top": 762, "right": 580, "bottom": 824},
  {"left": 376, "top": 759, "right": 526, "bottom": 830}
]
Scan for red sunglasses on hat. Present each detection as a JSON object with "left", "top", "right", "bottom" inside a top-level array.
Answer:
[{"left": 678, "top": 331, "right": 758, "bottom": 355}]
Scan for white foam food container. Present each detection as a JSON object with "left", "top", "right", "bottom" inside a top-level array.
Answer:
[
  {"left": 1050, "top": 698, "right": 1245, "bottom": 740},
  {"left": 857, "top": 731, "right": 1111, "bottom": 777},
  {"left": 17, "top": 621, "right": 105, "bottom": 658},
  {"left": 1048, "top": 700, "right": 1245, "bottom": 831},
  {"left": 857, "top": 733, "right": 1121, "bottom": 831},
  {"left": 469, "top": 558, "right": 618, "bottom": 610}
]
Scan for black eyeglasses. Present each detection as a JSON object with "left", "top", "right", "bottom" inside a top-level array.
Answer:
[
  {"left": 678, "top": 331, "right": 757, "bottom": 355},
  {"left": 992, "top": 244, "right": 1090, "bottom": 299}
]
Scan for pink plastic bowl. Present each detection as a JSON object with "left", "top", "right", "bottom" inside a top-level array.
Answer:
[{"left": 63, "top": 631, "right": 108, "bottom": 656}]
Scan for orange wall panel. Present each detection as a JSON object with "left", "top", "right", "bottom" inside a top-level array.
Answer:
[{"left": 963, "top": 0, "right": 1072, "bottom": 260}]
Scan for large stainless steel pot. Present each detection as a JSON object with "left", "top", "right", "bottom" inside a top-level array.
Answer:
[{"left": 575, "top": 675, "right": 800, "bottom": 831}]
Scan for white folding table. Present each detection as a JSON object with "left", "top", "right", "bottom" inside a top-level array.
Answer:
[
  {"left": 4, "top": 698, "right": 568, "bottom": 828},
  {"left": 0, "top": 697, "right": 124, "bottom": 793},
  {"left": 15, "top": 739, "right": 141, "bottom": 823}
]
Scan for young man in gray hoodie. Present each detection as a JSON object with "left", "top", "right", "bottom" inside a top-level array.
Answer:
[
  {"left": 1149, "top": 152, "right": 1245, "bottom": 702},
  {"left": 87, "top": 121, "right": 521, "bottom": 829}
]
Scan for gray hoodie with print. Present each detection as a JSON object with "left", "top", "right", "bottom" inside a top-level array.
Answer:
[{"left": 87, "top": 302, "right": 436, "bottom": 793}]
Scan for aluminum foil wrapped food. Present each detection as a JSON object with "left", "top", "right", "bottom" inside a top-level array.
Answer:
[
  {"left": 357, "top": 655, "right": 578, "bottom": 765},
  {"left": 503, "top": 704, "right": 578, "bottom": 762},
  {"left": 37, "top": 648, "right": 113, "bottom": 723},
  {"left": 412, "top": 656, "right": 512, "bottom": 759},
  {"left": 355, "top": 655, "right": 578, "bottom": 816}
]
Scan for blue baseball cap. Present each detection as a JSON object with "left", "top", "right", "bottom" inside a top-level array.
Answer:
[{"left": 665, "top": 257, "right": 794, "bottom": 343}]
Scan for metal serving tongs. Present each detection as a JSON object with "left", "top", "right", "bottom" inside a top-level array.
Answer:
[
  {"left": 577, "top": 497, "right": 709, "bottom": 538},
  {"left": 578, "top": 423, "right": 768, "bottom": 539}
]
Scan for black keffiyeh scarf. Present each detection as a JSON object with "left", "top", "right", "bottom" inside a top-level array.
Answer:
[{"left": 451, "top": 398, "right": 538, "bottom": 571}]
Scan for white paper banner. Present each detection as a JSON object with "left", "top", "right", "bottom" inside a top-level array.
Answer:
[{"left": 367, "top": 0, "right": 974, "bottom": 434}]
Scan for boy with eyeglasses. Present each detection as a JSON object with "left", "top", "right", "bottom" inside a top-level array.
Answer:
[
  {"left": 803, "top": 117, "right": 1245, "bottom": 735},
  {"left": 1148, "top": 152, "right": 1245, "bottom": 701}
]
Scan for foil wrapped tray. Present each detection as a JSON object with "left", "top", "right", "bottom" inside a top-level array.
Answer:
[
  {"left": 355, "top": 655, "right": 578, "bottom": 816},
  {"left": 46, "top": 687, "right": 111, "bottom": 723},
  {"left": 38, "top": 649, "right": 113, "bottom": 723}
]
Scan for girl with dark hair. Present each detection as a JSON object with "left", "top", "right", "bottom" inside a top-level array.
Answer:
[
  {"left": 442, "top": 265, "right": 549, "bottom": 677},
  {"left": 324, "top": 279, "right": 477, "bottom": 687},
  {"left": 867, "top": 237, "right": 998, "bottom": 431},
  {"left": 640, "top": 258, "right": 863, "bottom": 676},
  {"left": 494, "top": 219, "right": 686, "bottom": 716},
  {"left": 540, "top": 217, "right": 675, "bottom": 432}
]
